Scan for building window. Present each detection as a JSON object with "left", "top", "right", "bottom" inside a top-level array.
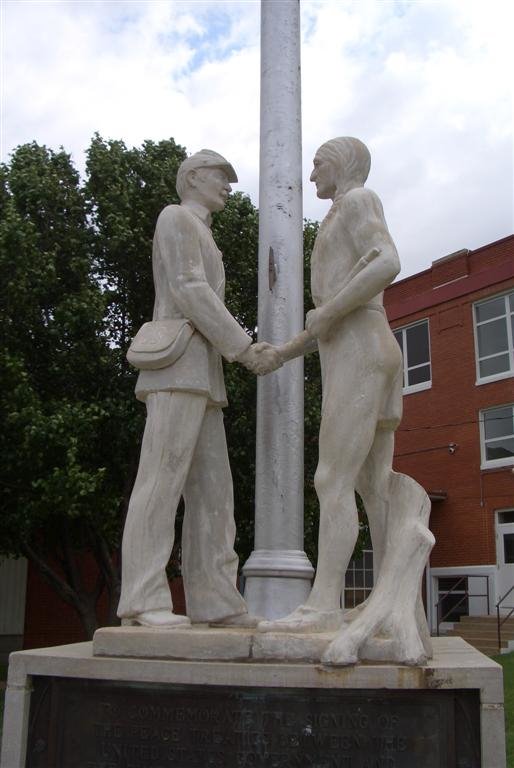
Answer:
[
  {"left": 474, "top": 290, "right": 514, "bottom": 382},
  {"left": 344, "top": 550, "right": 373, "bottom": 609},
  {"left": 480, "top": 404, "right": 514, "bottom": 468},
  {"left": 393, "top": 319, "right": 431, "bottom": 393}
]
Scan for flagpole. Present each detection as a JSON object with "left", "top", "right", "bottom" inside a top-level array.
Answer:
[{"left": 243, "top": 0, "right": 313, "bottom": 618}]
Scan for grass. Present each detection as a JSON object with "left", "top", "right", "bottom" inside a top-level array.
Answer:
[
  {"left": 0, "top": 664, "right": 6, "bottom": 747},
  {"left": 493, "top": 652, "right": 514, "bottom": 767}
]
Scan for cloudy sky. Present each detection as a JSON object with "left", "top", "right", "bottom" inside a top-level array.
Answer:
[{"left": 2, "top": 0, "right": 513, "bottom": 278}]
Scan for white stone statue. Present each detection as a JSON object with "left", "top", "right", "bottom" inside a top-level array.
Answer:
[
  {"left": 117, "top": 149, "right": 281, "bottom": 629},
  {"left": 258, "top": 137, "right": 435, "bottom": 666}
]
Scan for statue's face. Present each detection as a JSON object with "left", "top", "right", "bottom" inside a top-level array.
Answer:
[
  {"left": 310, "top": 151, "right": 338, "bottom": 200},
  {"left": 190, "top": 167, "right": 232, "bottom": 212}
]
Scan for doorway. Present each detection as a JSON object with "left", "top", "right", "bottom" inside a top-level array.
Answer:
[{"left": 496, "top": 509, "right": 514, "bottom": 606}]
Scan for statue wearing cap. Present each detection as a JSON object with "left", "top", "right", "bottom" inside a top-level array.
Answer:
[{"left": 117, "top": 150, "right": 281, "bottom": 629}]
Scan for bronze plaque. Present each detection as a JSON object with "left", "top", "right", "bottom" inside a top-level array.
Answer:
[{"left": 26, "top": 676, "right": 480, "bottom": 768}]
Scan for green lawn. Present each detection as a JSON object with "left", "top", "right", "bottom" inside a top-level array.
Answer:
[
  {"left": 0, "top": 664, "right": 6, "bottom": 747},
  {"left": 493, "top": 653, "right": 514, "bottom": 767}
]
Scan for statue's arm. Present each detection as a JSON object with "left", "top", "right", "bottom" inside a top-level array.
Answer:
[
  {"left": 156, "top": 206, "right": 251, "bottom": 362},
  {"left": 306, "top": 189, "right": 400, "bottom": 339},
  {"left": 276, "top": 331, "right": 318, "bottom": 362}
]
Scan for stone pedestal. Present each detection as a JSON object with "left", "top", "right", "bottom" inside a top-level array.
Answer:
[{"left": 1, "top": 637, "right": 506, "bottom": 768}]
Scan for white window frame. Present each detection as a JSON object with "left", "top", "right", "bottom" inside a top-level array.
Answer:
[
  {"left": 479, "top": 403, "right": 514, "bottom": 469},
  {"left": 393, "top": 319, "right": 432, "bottom": 394},
  {"left": 473, "top": 289, "right": 514, "bottom": 385},
  {"left": 343, "top": 549, "right": 374, "bottom": 609}
]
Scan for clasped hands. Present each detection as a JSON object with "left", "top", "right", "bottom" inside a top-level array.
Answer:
[
  {"left": 237, "top": 342, "right": 283, "bottom": 376},
  {"left": 238, "top": 304, "right": 332, "bottom": 375}
]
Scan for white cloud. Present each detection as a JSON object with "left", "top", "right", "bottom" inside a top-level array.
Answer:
[
  {"left": 1, "top": 0, "right": 512, "bottom": 278},
  {"left": 300, "top": 0, "right": 514, "bottom": 276}
]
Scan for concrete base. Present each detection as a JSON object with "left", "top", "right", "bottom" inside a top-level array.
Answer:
[
  {"left": 1, "top": 637, "right": 506, "bottom": 768},
  {"left": 93, "top": 623, "right": 336, "bottom": 662}
]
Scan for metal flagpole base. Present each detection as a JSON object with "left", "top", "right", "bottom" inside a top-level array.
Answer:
[{"left": 243, "top": 549, "right": 314, "bottom": 620}]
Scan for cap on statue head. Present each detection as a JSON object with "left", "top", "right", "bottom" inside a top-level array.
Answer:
[{"left": 180, "top": 149, "right": 238, "bottom": 183}]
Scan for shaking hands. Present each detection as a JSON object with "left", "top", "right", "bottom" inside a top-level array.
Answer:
[{"left": 237, "top": 342, "right": 283, "bottom": 376}]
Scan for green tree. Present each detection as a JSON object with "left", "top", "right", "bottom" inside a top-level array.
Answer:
[
  {"left": 86, "top": 134, "right": 187, "bottom": 349},
  {"left": 0, "top": 143, "right": 119, "bottom": 637}
]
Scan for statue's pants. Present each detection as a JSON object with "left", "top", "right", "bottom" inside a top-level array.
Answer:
[{"left": 117, "top": 391, "right": 247, "bottom": 622}]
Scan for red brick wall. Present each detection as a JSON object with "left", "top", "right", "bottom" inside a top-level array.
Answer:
[{"left": 385, "top": 235, "right": 514, "bottom": 569}]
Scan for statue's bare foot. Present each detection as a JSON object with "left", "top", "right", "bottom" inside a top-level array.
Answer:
[
  {"left": 321, "top": 630, "right": 360, "bottom": 666},
  {"left": 209, "top": 612, "right": 262, "bottom": 628},
  {"left": 258, "top": 605, "right": 344, "bottom": 634},
  {"left": 343, "top": 600, "right": 368, "bottom": 623},
  {"left": 361, "top": 634, "right": 428, "bottom": 666},
  {"left": 321, "top": 614, "right": 428, "bottom": 666},
  {"left": 380, "top": 619, "right": 428, "bottom": 666},
  {"left": 122, "top": 609, "right": 191, "bottom": 629}
]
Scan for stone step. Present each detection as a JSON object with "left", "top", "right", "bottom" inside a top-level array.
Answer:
[
  {"left": 447, "top": 632, "right": 506, "bottom": 647},
  {"left": 451, "top": 627, "right": 514, "bottom": 636},
  {"left": 459, "top": 615, "right": 514, "bottom": 626},
  {"left": 443, "top": 630, "right": 509, "bottom": 655},
  {"left": 439, "top": 615, "right": 514, "bottom": 654},
  {"left": 453, "top": 626, "right": 514, "bottom": 635},
  {"left": 438, "top": 614, "right": 514, "bottom": 656},
  {"left": 447, "top": 627, "right": 514, "bottom": 639},
  {"left": 446, "top": 634, "right": 510, "bottom": 647}
]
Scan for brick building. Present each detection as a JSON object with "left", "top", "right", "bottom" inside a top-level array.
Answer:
[{"left": 383, "top": 234, "right": 514, "bottom": 632}]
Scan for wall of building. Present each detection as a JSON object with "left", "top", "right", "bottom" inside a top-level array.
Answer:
[{"left": 384, "top": 235, "right": 514, "bottom": 624}]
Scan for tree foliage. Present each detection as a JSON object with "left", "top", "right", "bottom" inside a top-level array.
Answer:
[{"left": 0, "top": 143, "right": 118, "bottom": 636}]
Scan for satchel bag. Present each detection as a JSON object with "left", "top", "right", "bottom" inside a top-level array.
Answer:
[{"left": 126, "top": 319, "right": 194, "bottom": 370}]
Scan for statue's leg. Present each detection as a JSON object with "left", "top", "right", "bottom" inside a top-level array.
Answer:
[
  {"left": 356, "top": 429, "right": 392, "bottom": 577},
  {"left": 306, "top": 358, "right": 394, "bottom": 613},
  {"left": 117, "top": 391, "right": 206, "bottom": 620},
  {"left": 258, "top": 364, "right": 384, "bottom": 633},
  {"left": 182, "top": 406, "right": 248, "bottom": 623},
  {"left": 343, "top": 430, "right": 392, "bottom": 622},
  {"left": 306, "top": 462, "right": 360, "bottom": 611}
]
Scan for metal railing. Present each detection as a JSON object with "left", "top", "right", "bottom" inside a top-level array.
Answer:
[
  {"left": 435, "top": 575, "right": 490, "bottom": 636},
  {"left": 496, "top": 585, "right": 514, "bottom": 651}
]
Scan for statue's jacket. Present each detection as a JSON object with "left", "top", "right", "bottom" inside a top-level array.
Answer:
[{"left": 135, "top": 204, "right": 252, "bottom": 406}]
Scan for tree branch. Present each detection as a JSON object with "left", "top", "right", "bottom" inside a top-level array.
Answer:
[
  {"left": 21, "top": 542, "right": 79, "bottom": 609},
  {"left": 61, "top": 521, "right": 84, "bottom": 596}
]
